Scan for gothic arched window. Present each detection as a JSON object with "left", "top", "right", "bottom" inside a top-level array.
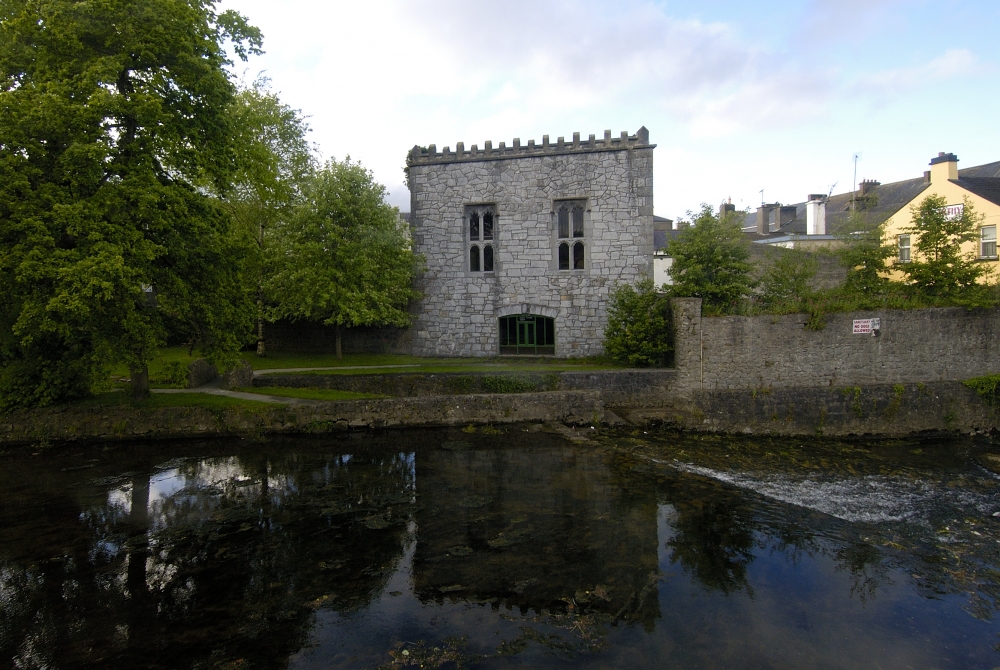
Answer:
[
  {"left": 558, "top": 243, "right": 569, "bottom": 270},
  {"left": 555, "top": 200, "right": 586, "bottom": 270},
  {"left": 465, "top": 205, "right": 496, "bottom": 273}
]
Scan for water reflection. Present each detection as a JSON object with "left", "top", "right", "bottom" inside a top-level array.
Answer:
[{"left": 0, "top": 430, "right": 998, "bottom": 669}]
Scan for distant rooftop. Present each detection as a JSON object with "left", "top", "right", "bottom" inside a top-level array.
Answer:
[{"left": 742, "top": 159, "right": 1000, "bottom": 238}]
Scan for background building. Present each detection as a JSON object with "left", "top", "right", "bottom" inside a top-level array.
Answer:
[{"left": 882, "top": 153, "right": 1000, "bottom": 276}]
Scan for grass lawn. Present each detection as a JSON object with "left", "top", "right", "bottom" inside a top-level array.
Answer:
[
  {"left": 246, "top": 352, "right": 616, "bottom": 375},
  {"left": 73, "top": 391, "right": 282, "bottom": 410},
  {"left": 233, "top": 387, "right": 382, "bottom": 401},
  {"left": 109, "top": 348, "right": 619, "bottom": 385}
]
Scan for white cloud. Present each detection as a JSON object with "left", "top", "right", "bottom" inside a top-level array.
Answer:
[
  {"left": 853, "top": 48, "right": 979, "bottom": 99},
  {"left": 219, "top": 0, "right": 997, "bottom": 216}
]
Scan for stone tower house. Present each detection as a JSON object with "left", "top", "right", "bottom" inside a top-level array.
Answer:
[{"left": 405, "top": 127, "right": 654, "bottom": 357}]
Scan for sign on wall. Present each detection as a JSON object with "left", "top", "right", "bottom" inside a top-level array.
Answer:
[
  {"left": 853, "top": 318, "right": 880, "bottom": 334},
  {"left": 945, "top": 203, "right": 965, "bottom": 221}
]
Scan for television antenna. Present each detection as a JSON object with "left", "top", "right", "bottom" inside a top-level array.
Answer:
[
  {"left": 851, "top": 152, "right": 862, "bottom": 210},
  {"left": 827, "top": 181, "right": 837, "bottom": 198}
]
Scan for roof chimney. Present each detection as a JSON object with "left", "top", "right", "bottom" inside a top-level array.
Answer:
[
  {"left": 806, "top": 194, "right": 826, "bottom": 235},
  {"left": 859, "top": 179, "right": 879, "bottom": 196},
  {"left": 929, "top": 152, "right": 958, "bottom": 184}
]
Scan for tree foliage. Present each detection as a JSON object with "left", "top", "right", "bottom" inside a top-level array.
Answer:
[
  {"left": 835, "top": 211, "right": 895, "bottom": 298},
  {"left": 901, "top": 195, "right": 991, "bottom": 304},
  {"left": 758, "top": 248, "right": 818, "bottom": 311},
  {"left": 265, "top": 159, "right": 420, "bottom": 358},
  {"left": 603, "top": 279, "right": 672, "bottom": 367},
  {"left": 223, "top": 79, "right": 315, "bottom": 356},
  {"left": 0, "top": 0, "right": 262, "bottom": 407},
  {"left": 665, "top": 205, "right": 755, "bottom": 314}
]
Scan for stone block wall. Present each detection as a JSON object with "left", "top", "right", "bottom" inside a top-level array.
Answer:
[
  {"left": 262, "top": 320, "right": 412, "bottom": 355},
  {"left": 406, "top": 128, "right": 654, "bottom": 357},
  {"left": 672, "top": 297, "right": 1000, "bottom": 393}
]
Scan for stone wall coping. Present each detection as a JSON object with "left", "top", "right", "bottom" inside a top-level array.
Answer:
[{"left": 407, "top": 127, "right": 654, "bottom": 167}]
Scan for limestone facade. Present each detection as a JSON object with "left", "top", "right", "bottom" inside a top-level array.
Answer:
[{"left": 405, "top": 128, "right": 655, "bottom": 357}]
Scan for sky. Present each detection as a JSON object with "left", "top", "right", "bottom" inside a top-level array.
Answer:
[{"left": 218, "top": 0, "right": 1000, "bottom": 222}]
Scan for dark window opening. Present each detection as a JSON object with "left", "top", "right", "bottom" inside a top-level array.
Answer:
[
  {"left": 558, "top": 207, "right": 569, "bottom": 239},
  {"left": 469, "top": 212, "right": 480, "bottom": 241},
  {"left": 499, "top": 314, "right": 555, "bottom": 355},
  {"left": 483, "top": 212, "right": 493, "bottom": 240},
  {"left": 466, "top": 204, "right": 496, "bottom": 273},
  {"left": 555, "top": 199, "right": 586, "bottom": 271}
]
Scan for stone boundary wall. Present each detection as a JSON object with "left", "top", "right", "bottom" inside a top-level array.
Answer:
[
  {"left": 254, "top": 369, "right": 676, "bottom": 407},
  {"left": 672, "top": 298, "right": 1000, "bottom": 394},
  {"left": 0, "top": 391, "right": 604, "bottom": 446},
  {"left": 618, "top": 382, "right": 998, "bottom": 438},
  {"left": 2, "top": 382, "right": 996, "bottom": 446}
]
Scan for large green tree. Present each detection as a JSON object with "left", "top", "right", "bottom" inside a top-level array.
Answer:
[
  {"left": 266, "top": 159, "right": 420, "bottom": 358},
  {"left": 665, "top": 204, "right": 755, "bottom": 313},
  {"left": 0, "top": 0, "right": 261, "bottom": 406},
  {"left": 223, "top": 80, "right": 315, "bottom": 357},
  {"left": 835, "top": 210, "right": 895, "bottom": 300},
  {"left": 901, "top": 195, "right": 992, "bottom": 304}
]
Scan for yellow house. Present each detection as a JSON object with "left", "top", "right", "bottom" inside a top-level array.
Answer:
[{"left": 883, "top": 153, "right": 1000, "bottom": 279}]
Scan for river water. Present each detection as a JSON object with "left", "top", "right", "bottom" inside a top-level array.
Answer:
[{"left": 1, "top": 428, "right": 999, "bottom": 669}]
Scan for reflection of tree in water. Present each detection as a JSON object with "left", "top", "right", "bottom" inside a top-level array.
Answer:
[
  {"left": 834, "top": 541, "right": 893, "bottom": 605},
  {"left": 0, "top": 444, "right": 417, "bottom": 669},
  {"left": 666, "top": 491, "right": 758, "bottom": 595}
]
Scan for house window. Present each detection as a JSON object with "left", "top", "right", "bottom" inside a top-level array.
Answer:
[
  {"left": 981, "top": 225, "right": 997, "bottom": 259},
  {"left": 898, "top": 234, "right": 910, "bottom": 263},
  {"left": 467, "top": 205, "right": 496, "bottom": 272},
  {"left": 556, "top": 200, "right": 586, "bottom": 270}
]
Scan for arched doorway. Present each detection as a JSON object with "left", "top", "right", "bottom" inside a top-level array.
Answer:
[{"left": 498, "top": 314, "right": 555, "bottom": 355}]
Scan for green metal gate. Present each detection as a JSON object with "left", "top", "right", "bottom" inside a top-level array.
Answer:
[{"left": 498, "top": 314, "right": 555, "bottom": 355}]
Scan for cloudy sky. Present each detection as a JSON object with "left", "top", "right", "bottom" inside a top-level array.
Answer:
[{"left": 219, "top": 0, "right": 1000, "bottom": 221}]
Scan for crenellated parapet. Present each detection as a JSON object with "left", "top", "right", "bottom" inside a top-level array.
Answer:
[{"left": 406, "top": 127, "right": 653, "bottom": 166}]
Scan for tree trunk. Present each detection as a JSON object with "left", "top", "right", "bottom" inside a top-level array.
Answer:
[
  {"left": 130, "top": 365, "right": 150, "bottom": 401},
  {"left": 127, "top": 473, "right": 150, "bottom": 601},
  {"left": 256, "top": 314, "right": 266, "bottom": 357},
  {"left": 336, "top": 324, "right": 343, "bottom": 360}
]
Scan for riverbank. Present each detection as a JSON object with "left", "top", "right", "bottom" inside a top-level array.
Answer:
[{"left": 1, "top": 376, "right": 995, "bottom": 447}]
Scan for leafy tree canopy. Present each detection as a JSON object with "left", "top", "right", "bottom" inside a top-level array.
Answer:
[
  {"left": 603, "top": 279, "right": 672, "bottom": 367},
  {"left": 665, "top": 204, "right": 755, "bottom": 313},
  {"left": 758, "top": 248, "right": 817, "bottom": 311},
  {"left": 265, "top": 159, "right": 421, "bottom": 358},
  {"left": 901, "top": 195, "right": 992, "bottom": 304},
  {"left": 834, "top": 210, "right": 895, "bottom": 299},
  {"left": 223, "top": 79, "right": 316, "bottom": 356},
  {"left": 0, "top": 0, "right": 263, "bottom": 407}
]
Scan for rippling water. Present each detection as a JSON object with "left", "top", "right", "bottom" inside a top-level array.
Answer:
[{"left": 1, "top": 428, "right": 998, "bottom": 668}]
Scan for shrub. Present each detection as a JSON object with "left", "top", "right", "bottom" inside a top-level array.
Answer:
[
  {"left": 963, "top": 374, "right": 1000, "bottom": 406},
  {"left": 481, "top": 376, "right": 536, "bottom": 394},
  {"left": 604, "top": 279, "right": 673, "bottom": 367},
  {"left": 758, "top": 248, "right": 818, "bottom": 312}
]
